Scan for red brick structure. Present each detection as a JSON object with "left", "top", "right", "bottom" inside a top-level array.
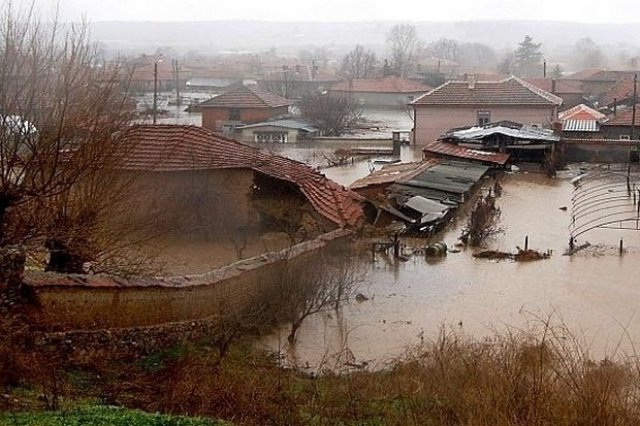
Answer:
[{"left": 198, "top": 85, "right": 293, "bottom": 134}]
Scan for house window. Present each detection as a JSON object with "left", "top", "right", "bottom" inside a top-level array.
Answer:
[
  {"left": 228, "top": 108, "right": 241, "bottom": 121},
  {"left": 255, "top": 132, "right": 287, "bottom": 144},
  {"left": 477, "top": 111, "right": 491, "bottom": 126},
  {"left": 620, "top": 135, "right": 631, "bottom": 140}
]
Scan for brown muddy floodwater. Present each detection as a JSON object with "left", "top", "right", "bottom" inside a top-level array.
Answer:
[{"left": 262, "top": 168, "right": 640, "bottom": 371}]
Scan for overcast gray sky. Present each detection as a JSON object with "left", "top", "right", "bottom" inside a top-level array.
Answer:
[{"left": 30, "top": 0, "right": 640, "bottom": 23}]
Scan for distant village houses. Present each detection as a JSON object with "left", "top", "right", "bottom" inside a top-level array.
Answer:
[
  {"left": 198, "top": 84, "right": 293, "bottom": 135},
  {"left": 329, "top": 76, "right": 432, "bottom": 108}
]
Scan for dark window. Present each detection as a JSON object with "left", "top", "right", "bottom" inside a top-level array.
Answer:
[
  {"left": 228, "top": 108, "right": 241, "bottom": 121},
  {"left": 477, "top": 111, "right": 491, "bottom": 126}
]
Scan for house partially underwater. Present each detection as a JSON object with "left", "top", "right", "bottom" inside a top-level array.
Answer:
[
  {"left": 350, "top": 159, "right": 490, "bottom": 233},
  {"left": 119, "top": 125, "right": 365, "bottom": 241}
]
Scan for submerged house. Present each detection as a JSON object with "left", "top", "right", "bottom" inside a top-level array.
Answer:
[
  {"left": 120, "top": 125, "right": 364, "bottom": 240},
  {"left": 410, "top": 75, "right": 562, "bottom": 145},
  {"left": 350, "top": 159, "right": 489, "bottom": 232},
  {"left": 198, "top": 85, "right": 293, "bottom": 135},
  {"left": 235, "top": 118, "right": 318, "bottom": 144},
  {"left": 439, "top": 121, "right": 560, "bottom": 163}
]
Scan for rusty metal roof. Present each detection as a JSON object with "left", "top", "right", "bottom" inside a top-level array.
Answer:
[
  {"left": 120, "top": 124, "right": 364, "bottom": 227},
  {"left": 423, "top": 141, "right": 511, "bottom": 165},
  {"left": 349, "top": 160, "right": 438, "bottom": 190}
]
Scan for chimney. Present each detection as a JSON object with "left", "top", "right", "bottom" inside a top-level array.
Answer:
[
  {"left": 551, "top": 79, "right": 557, "bottom": 94},
  {"left": 614, "top": 98, "right": 617, "bottom": 116},
  {"left": 468, "top": 75, "right": 476, "bottom": 90}
]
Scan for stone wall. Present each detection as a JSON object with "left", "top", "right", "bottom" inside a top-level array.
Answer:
[
  {"left": 560, "top": 139, "right": 636, "bottom": 163},
  {"left": 23, "top": 229, "right": 352, "bottom": 332}
]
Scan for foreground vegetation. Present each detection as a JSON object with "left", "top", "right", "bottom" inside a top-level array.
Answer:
[
  {"left": 4, "top": 320, "right": 640, "bottom": 426},
  {"left": 0, "top": 406, "right": 222, "bottom": 426}
]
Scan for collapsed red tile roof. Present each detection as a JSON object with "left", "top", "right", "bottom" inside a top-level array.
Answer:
[
  {"left": 331, "top": 76, "right": 432, "bottom": 93},
  {"left": 120, "top": 125, "right": 364, "bottom": 227},
  {"left": 198, "top": 85, "right": 293, "bottom": 109},
  {"left": 410, "top": 75, "right": 563, "bottom": 106},
  {"left": 422, "top": 142, "right": 510, "bottom": 166}
]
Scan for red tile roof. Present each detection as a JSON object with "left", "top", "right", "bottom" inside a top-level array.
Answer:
[
  {"left": 564, "top": 69, "right": 636, "bottom": 82},
  {"left": 600, "top": 77, "right": 635, "bottom": 107},
  {"left": 525, "top": 78, "right": 583, "bottom": 94},
  {"left": 602, "top": 106, "right": 640, "bottom": 126},
  {"left": 410, "top": 76, "right": 563, "bottom": 107},
  {"left": 198, "top": 85, "right": 293, "bottom": 109},
  {"left": 120, "top": 125, "right": 364, "bottom": 227},
  {"left": 558, "top": 104, "right": 607, "bottom": 122},
  {"left": 422, "top": 142, "right": 510, "bottom": 166},
  {"left": 330, "top": 76, "right": 432, "bottom": 94}
]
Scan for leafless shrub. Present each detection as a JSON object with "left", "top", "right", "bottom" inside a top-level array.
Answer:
[
  {"left": 272, "top": 244, "right": 361, "bottom": 345},
  {"left": 299, "top": 91, "right": 362, "bottom": 136},
  {"left": 460, "top": 193, "right": 502, "bottom": 247}
]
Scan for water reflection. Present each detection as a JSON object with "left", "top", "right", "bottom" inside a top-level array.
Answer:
[{"left": 262, "top": 171, "right": 640, "bottom": 371}]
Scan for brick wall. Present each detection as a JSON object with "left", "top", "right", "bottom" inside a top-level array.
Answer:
[{"left": 23, "top": 229, "right": 352, "bottom": 331}]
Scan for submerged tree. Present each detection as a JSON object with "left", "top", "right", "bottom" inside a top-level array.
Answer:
[
  {"left": 299, "top": 91, "right": 362, "bottom": 136},
  {"left": 274, "top": 246, "right": 360, "bottom": 344},
  {"left": 460, "top": 193, "right": 502, "bottom": 247},
  {"left": 0, "top": 5, "right": 137, "bottom": 273}
]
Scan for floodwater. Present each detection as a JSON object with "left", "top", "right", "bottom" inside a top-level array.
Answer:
[{"left": 262, "top": 169, "right": 640, "bottom": 370}]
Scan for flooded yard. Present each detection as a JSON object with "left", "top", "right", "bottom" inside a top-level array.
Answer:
[{"left": 263, "top": 169, "right": 640, "bottom": 370}]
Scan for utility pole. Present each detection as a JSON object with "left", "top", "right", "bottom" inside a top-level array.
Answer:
[
  {"left": 173, "top": 59, "right": 180, "bottom": 109},
  {"left": 153, "top": 61, "right": 158, "bottom": 125},
  {"left": 631, "top": 73, "right": 637, "bottom": 140}
]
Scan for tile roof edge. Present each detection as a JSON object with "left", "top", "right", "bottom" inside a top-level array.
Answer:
[{"left": 509, "top": 75, "right": 563, "bottom": 105}]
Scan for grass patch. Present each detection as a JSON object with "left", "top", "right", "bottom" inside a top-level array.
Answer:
[{"left": 0, "top": 405, "right": 226, "bottom": 426}]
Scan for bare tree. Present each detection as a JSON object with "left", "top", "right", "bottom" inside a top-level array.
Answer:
[
  {"left": 427, "top": 38, "right": 458, "bottom": 62},
  {"left": 274, "top": 246, "right": 360, "bottom": 344},
  {"left": 386, "top": 24, "right": 421, "bottom": 77},
  {"left": 460, "top": 193, "right": 502, "bottom": 247},
  {"left": 341, "top": 45, "right": 378, "bottom": 79},
  {"left": 574, "top": 38, "right": 606, "bottom": 69},
  {"left": 0, "top": 5, "right": 136, "bottom": 271},
  {"left": 299, "top": 91, "right": 362, "bottom": 136}
]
